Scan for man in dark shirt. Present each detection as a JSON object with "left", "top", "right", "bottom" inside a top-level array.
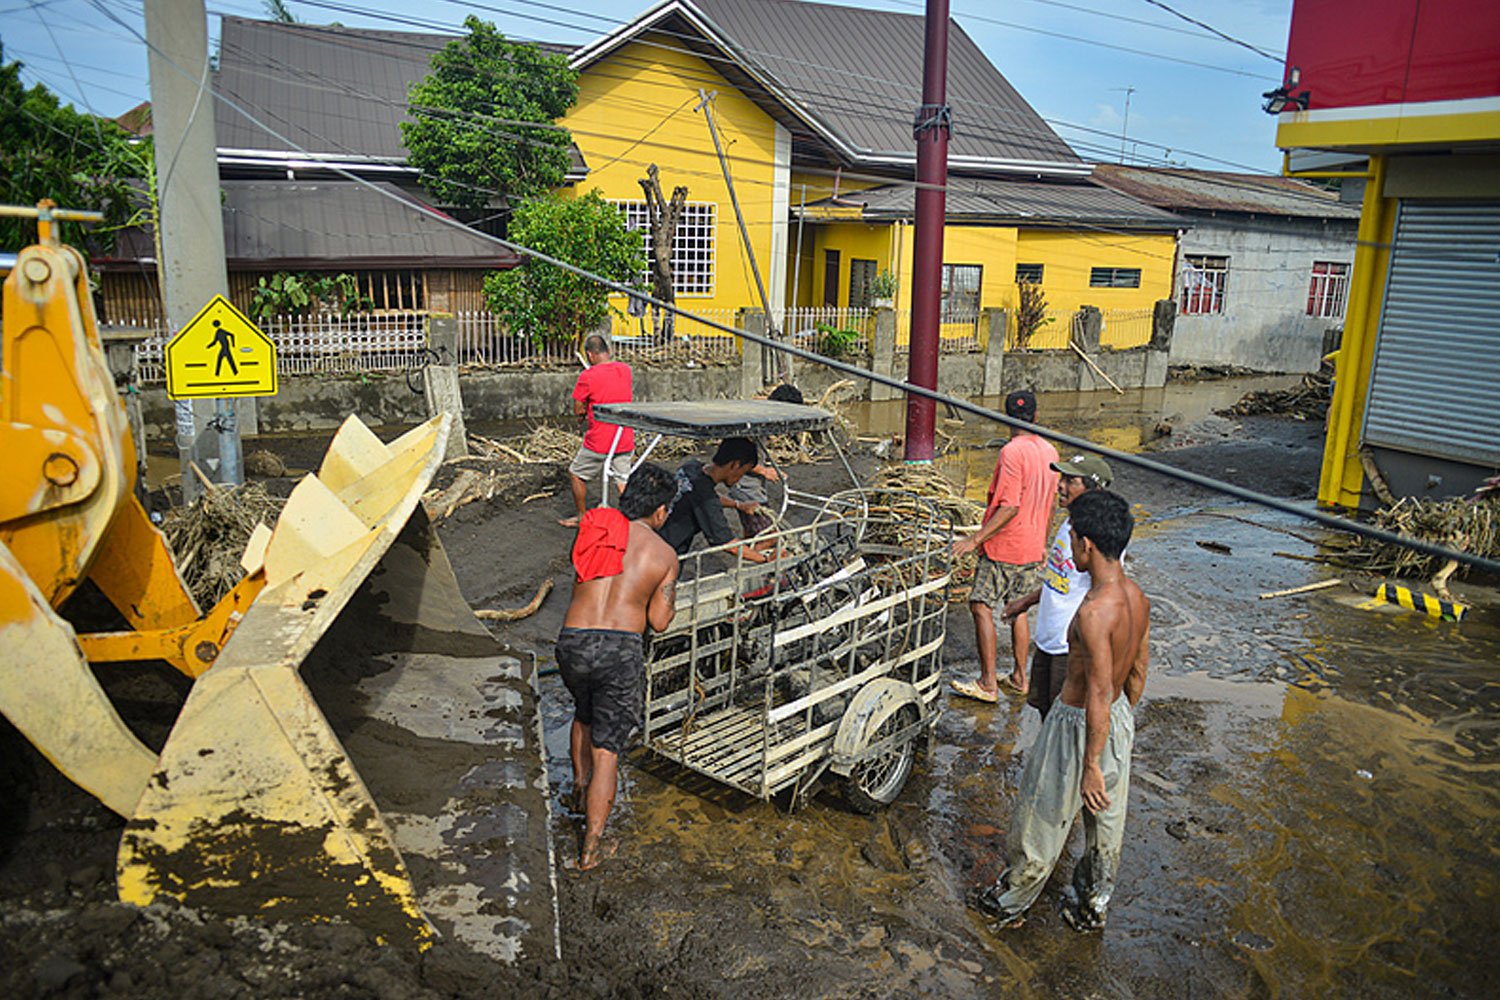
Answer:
[{"left": 659, "top": 437, "right": 772, "bottom": 564}]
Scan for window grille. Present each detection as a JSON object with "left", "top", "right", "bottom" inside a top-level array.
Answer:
[
  {"left": 614, "top": 200, "right": 717, "bottom": 297},
  {"left": 1180, "top": 255, "right": 1228, "bottom": 314},
  {"left": 351, "top": 270, "right": 426, "bottom": 311},
  {"left": 1307, "top": 261, "right": 1349, "bottom": 318},
  {"left": 1089, "top": 267, "right": 1142, "bottom": 288},
  {"left": 1015, "top": 263, "right": 1044, "bottom": 284},
  {"left": 941, "top": 263, "right": 982, "bottom": 319},
  {"left": 849, "top": 258, "right": 877, "bottom": 308}
]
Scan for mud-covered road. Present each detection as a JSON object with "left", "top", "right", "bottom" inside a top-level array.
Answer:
[{"left": 4, "top": 389, "right": 1498, "bottom": 999}]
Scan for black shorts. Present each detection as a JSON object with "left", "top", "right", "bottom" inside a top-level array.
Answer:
[
  {"left": 556, "top": 627, "right": 645, "bottom": 755},
  {"left": 1027, "top": 648, "right": 1069, "bottom": 718}
]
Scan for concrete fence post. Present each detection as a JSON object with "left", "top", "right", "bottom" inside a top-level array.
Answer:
[
  {"left": 423, "top": 312, "right": 468, "bottom": 459},
  {"left": 982, "top": 308, "right": 1008, "bottom": 397},
  {"left": 1076, "top": 306, "right": 1103, "bottom": 353},
  {"left": 1150, "top": 299, "right": 1176, "bottom": 351},
  {"left": 870, "top": 307, "right": 898, "bottom": 401},
  {"left": 739, "top": 308, "right": 766, "bottom": 398}
]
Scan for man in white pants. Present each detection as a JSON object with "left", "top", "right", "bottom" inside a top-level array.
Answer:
[{"left": 999, "top": 452, "right": 1114, "bottom": 719}]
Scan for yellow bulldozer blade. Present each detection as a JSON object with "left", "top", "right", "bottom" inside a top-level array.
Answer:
[{"left": 118, "top": 414, "right": 559, "bottom": 959}]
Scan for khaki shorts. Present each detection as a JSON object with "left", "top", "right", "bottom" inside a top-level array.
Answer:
[
  {"left": 568, "top": 446, "right": 632, "bottom": 484},
  {"left": 969, "top": 556, "right": 1041, "bottom": 610}
]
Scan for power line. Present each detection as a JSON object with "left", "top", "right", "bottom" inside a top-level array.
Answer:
[{"left": 1134, "top": 0, "right": 1283, "bottom": 63}]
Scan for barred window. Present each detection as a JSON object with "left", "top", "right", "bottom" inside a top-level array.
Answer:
[
  {"left": 613, "top": 200, "right": 717, "bottom": 297},
  {"left": 941, "top": 263, "right": 982, "bottom": 319},
  {"left": 1307, "top": 261, "right": 1349, "bottom": 319},
  {"left": 1015, "top": 263, "right": 1044, "bottom": 284},
  {"left": 1180, "top": 255, "right": 1228, "bottom": 315},
  {"left": 1090, "top": 267, "right": 1141, "bottom": 288}
]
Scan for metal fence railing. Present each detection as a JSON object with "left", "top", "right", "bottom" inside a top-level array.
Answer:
[
  {"left": 1005, "top": 309, "right": 1077, "bottom": 351},
  {"left": 893, "top": 309, "right": 983, "bottom": 354},
  {"left": 607, "top": 306, "right": 741, "bottom": 363},
  {"left": 783, "top": 306, "right": 873, "bottom": 354},
  {"left": 1099, "top": 307, "right": 1154, "bottom": 350},
  {"left": 456, "top": 311, "right": 573, "bottom": 367}
]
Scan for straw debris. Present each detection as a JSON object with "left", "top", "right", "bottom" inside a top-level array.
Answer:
[
  {"left": 161, "top": 482, "right": 282, "bottom": 609},
  {"left": 1218, "top": 362, "right": 1333, "bottom": 421},
  {"left": 1339, "top": 484, "right": 1500, "bottom": 581},
  {"left": 869, "top": 463, "right": 982, "bottom": 600}
]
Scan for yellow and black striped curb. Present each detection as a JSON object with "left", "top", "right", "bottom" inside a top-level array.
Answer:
[{"left": 1372, "top": 582, "right": 1469, "bottom": 621}]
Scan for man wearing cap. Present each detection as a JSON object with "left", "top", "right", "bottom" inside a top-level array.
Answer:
[
  {"left": 950, "top": 391, "right": 1059, "bottom": 703},
  {"left": 999, "top": 452, "right": 1113, "bottom": 715}
]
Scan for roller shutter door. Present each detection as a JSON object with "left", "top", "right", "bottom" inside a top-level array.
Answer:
[{"left": 1362, "top": 201, "right": 1500, "bottom": 466}]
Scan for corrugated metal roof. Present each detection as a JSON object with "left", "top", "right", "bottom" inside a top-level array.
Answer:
[
  {"left": 1090, "top": 165, "right": 1361, "bottom": 219},
  {"left": 216, "top": 19, "right": 449, "bottom": 156},
  {"left": 683, "top": 0, "right": 1080, "bottom": 169},
  {"left": 823, "top": 177, "right": 1182, "bottom": 229},
  {"left": 213, "top": 18, "right": 585, "bottom": 174},
  {"left": 107, "top": 180, "right": 517, "bottom": 267}
]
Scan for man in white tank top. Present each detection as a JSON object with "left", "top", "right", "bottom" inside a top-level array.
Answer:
[{"left": 1000, "top": 453, "right": 1113, "bottom": 719}]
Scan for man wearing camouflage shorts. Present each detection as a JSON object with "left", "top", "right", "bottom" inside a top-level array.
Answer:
[{"left": 950, "top": 392, "right": 1059, "bottom": 703}]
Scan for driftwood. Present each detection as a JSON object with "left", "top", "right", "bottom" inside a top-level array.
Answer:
[
  {"left": 474, "top": 579, "right": 554, "bottom": 622},
  {"left": 1258, "top": 579, "right": 1343, "bottom": 600}
]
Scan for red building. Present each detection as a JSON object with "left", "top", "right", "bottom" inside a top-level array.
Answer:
[{"left": 1271, "top": 0, "right": 1500, "bottom": 507}]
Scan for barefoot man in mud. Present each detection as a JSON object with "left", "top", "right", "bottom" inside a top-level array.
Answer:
[
  {"left": 971, "top": 489, "right": 1150, "bottom": 931},
  {"left": 556, "top": 463, "right": 679, "bottom": 869}
]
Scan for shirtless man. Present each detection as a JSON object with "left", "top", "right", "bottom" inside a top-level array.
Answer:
[
  {"left": 970, "top": 488, "right": 1150, "bottom": 932},
  {"left": 556, "top": 463, "right": 680, "bottom": 870}
]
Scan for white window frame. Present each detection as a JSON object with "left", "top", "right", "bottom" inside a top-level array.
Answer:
[
  {"left": 613, "top": 200, "right": 717, "bottom": 298},
  {"left": 1180, "top": 255, "right": 1228, "bottom": 315},
  {"left": 1307, "top": 261, "right": 1349, "bottom": 319}
]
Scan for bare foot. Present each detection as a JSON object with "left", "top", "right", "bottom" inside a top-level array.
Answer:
[
  {"left": 579, "top": 835, "right": 619, "bottom": 871},
  {"left": 558, "top": 515, "right": 581, "bottom": 528}
]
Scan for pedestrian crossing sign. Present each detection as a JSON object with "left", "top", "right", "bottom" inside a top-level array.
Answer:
[{"left": 165, "top": 295, "right": 278, "bottom": 399}]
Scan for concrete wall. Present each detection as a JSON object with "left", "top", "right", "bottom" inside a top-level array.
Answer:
[
  {"left": 1169, "top": 216, "right": 1355, "bottom": 373},
  {"left": 135, "top": 304, "right": 1171, "bottom": 439}
]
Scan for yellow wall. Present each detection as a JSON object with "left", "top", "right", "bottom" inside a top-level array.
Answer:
[
  {"left": 799, "top": 221, "right": 1173, "bottom": 314},
  {"left": 561, "top": 33, "right": 782, "bottom": 316},
  {"left": 1013, "top": 230, "right": 1174, "bottom": 314}
]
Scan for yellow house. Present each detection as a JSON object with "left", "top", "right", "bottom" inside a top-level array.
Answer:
[{"left": 564, "top": 0, "right": 1181, "bottom": 342}]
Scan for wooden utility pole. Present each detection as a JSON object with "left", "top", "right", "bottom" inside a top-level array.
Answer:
[
  {"left": 904, "top": 0, "right": 950, "bottom": 462},
  {"left": 639, "top": 164, "right": 687, "bottom": 340}
]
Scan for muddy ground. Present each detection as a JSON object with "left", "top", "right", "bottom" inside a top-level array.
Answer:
[{"left": 4, "top": 397, "right": 1499, "bottom": 999}]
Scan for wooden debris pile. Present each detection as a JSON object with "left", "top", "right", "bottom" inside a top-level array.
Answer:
[
  {"left": 1218, "top": 362, "right": 1334, "bottom": 420},
  {"left": 868, "top": 463, "right": 982, "bottom": 601},
  {"left": 1336, "top": 486, "right": 1500, "bottom": 586},
  {"left": 162, "top": 482, "right": 283, "bottom": 609}
]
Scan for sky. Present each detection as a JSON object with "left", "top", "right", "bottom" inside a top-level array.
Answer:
[{"left": 1, "top": 0, "right": 1294, "bottom": 174}]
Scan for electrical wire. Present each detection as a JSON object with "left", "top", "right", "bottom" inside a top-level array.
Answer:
[{"left": 1134, "top": 0, "right": 1283, "bottom": 63}]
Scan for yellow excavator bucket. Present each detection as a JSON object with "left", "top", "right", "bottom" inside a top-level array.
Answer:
[{"left": 0, "top": 211, "right": 557, "bottom": 959}]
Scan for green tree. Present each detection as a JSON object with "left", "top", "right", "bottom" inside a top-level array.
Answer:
[
  {"left": 1, "top": 46, "right": 142, "bottom": 250},
  {"left": 401, "top": 16, "right": 578, "bottom": 210},
  {"left": 484, "top": 191, "right": 642, "bottom": 347}
]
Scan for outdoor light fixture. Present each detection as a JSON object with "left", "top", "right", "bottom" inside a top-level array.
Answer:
[{"left": 1263, "top": 66, "right": 1310, "bottom": 114}]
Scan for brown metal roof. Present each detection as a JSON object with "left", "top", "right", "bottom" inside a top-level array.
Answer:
[
  {"left": 212, "top": 18, "right": 587, "bottom": 176},
  {"left": 1090, "top": 165, "right": 1361, "bottom": 219},
  {"left": 104, "top": 180, "right": 517, "bottom": 268},
  {"left": 680, "top": 0, "right": 1081, "bottom": 170},
  {"left": 820, "top": 177, "right": 1182, "bottom": 229}
]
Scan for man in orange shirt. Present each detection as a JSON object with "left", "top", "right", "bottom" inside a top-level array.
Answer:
[{"left": 951, "top": 391, "right": 1059, "bottom": 703}]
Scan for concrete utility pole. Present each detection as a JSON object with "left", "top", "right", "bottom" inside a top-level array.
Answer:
[
  {"left": 904, "top": 0, "right": 951, "bottom": 463},
  {"left": 146, "top": 0, "right": 240, "bottom": 499}
]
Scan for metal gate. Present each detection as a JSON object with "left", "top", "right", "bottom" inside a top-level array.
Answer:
[{"left": 1363, "top": 201, "right": 1500, "bottom": 465}]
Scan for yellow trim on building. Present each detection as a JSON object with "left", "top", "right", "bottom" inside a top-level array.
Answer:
[{"left": 1277, "top": 109, "right": 1500, "bottom": 150}]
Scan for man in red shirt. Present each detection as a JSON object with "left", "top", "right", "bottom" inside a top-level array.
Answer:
[
  {"left": 950, "top": 391, "right": 1059, "bottom": 703},
  {"left": 561, "top": 335, "right": 635, "bottom": 528}
]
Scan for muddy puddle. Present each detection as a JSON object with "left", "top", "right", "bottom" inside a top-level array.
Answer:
[{"left": 525, "top": 383, "right": 1498, "bottom": 999}]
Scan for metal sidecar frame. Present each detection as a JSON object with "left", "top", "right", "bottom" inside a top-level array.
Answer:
[{"left": 591, "top": 400, "right": 951, "bottom": 810}]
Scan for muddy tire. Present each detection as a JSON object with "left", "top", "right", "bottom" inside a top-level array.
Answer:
[{"left": 842, "top": 704, "right": 919, "bottom": 813}]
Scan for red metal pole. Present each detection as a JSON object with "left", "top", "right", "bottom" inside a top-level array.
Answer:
[{"left": 903, "top": 0, "right": 950, "bottom": 462}]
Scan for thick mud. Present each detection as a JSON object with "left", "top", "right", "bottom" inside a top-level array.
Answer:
[{"left": 5, "top": 384, "right": 1499, "bottom": 998}]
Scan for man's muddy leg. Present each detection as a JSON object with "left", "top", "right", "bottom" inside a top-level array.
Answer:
[
  {"left": 569, "top": 720, "right": 592, "bottom": 812},
  {"left": 562, "top": 473, "right": 588, "bottom": 526},
  {"left": 970, "top": 601, "right": 999, "bottom": 694},
  {"left": 1064, "top": 702, "right": 1133, "bottom": 931},
  {"left": 581, "top": 746, "right": 620, "bottom": 869},
  {"left": 973, "top": 710, "right": 1081, "bottom": 924}
]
